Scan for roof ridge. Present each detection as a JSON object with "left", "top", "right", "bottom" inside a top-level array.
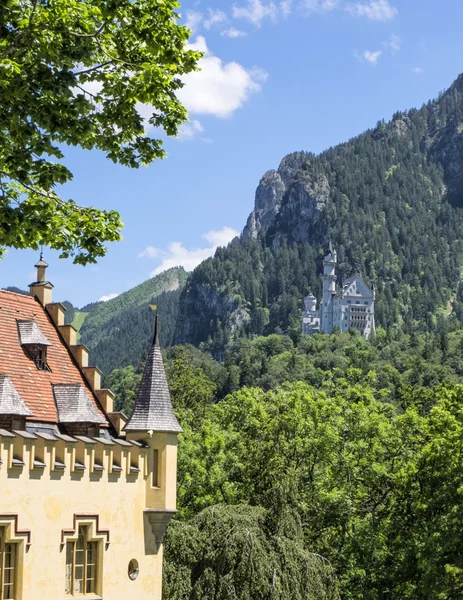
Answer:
[{"left": 0, "top": 289, "right": 35, "bottom": 301}]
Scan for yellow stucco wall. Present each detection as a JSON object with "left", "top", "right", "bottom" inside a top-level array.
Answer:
[{"left": 0, "top": 431, "right": 178, "bottom": 600}]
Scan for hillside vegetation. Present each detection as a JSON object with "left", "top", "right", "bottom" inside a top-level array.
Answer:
[{"left": 79, "top": 267, "right": 187, "bottom": 372}]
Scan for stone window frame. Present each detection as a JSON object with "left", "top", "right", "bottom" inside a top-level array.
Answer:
[
  {"left": 62, "top": 515, "right": 109, "bottom": 599},
  {"left": 0, "top": 515, "right": 30, "bottom": 600}
]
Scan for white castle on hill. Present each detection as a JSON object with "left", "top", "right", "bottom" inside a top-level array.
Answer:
[{"left": 302, "top": 244, "right": 376, "bottom": 339}]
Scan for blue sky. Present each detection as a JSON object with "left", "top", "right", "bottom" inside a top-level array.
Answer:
[{"left": 2, "top": 0, "right": 463, "bottom": 306}]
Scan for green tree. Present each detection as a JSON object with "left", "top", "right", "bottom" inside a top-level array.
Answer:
[
  {"left": 163, "top": 505, "right": 339, "bottom": 600},
  {"left": 105, "top": 365, "right": 141, "bottom": 415},
  {"left": 166, "top": 348, "right": 217, "bottom": 414},
  {"left": 0, "top": 0, "right": 200, "bottom": 263}
]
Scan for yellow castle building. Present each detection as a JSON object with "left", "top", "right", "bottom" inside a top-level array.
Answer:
[{"left": 0, "top": 258, "right": 181, "bottom": 599}]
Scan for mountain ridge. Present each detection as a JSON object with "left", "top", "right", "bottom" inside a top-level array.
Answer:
[
  {"left": 79, "top": 266, "right": 188, "bottom": 372},
  {"left": 172, "top": 72, "right": 463, "bottom": 352},
  {"left": 56, "top": 72, "right": 463, "bottom": 371}
]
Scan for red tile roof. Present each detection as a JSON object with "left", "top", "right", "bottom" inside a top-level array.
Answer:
[{"left": 0, "top": 290, "right": 108, "bottom": 424}]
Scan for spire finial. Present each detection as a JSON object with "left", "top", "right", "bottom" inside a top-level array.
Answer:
[{"left": 149, "top": 304, "right": 159, "bottom": 346}]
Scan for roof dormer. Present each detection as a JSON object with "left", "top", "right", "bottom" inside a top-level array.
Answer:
[
  {"left": 0, "top": 374, "right": 32, "bottom": 417},
  {"left": 17, "top": 319, "right": 51, "bottom": 371},
  {"left": 52, "top": 383, "right": 105, "bottom": 424}
]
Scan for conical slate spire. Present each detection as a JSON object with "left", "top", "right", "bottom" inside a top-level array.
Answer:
[{"left": 124, "top": 315, "right": 182, "bottom": 433}]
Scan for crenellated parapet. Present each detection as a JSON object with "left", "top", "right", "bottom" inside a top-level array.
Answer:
[{"left": 0, "top": 428, "right": 149, "bottom": 480}]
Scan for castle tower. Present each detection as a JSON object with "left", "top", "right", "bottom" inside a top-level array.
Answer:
[
  {"left": 124, "top": 314, "right": 182, "bottom": 566},
  {"left": 302, "top": 293, "right": 320, "bottom": 334},
  {"left": 320, "top": 243, "right": 337, "bottom": 333},
  {"left": 304, "top": 293, "right": 317, "bottom": 313}
]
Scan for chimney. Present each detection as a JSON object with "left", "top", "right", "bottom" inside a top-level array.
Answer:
[{"left": 29, "top": 255, "right": 53, "bottom": 306}]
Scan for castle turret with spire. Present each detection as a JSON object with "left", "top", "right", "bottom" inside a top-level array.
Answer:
[
  {"left": 125, "top": 312, "right": 182, "bottom": 552},
  {"left": 302, "top": 245, "right": 375, "bottom": 339}
]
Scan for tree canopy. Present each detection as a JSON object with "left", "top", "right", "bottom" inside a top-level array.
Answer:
[
  {"left": 0, "top": 0, "right": 200, "bottom": 263},
  {"left": 103, "top": 329, "right": 460, "bottom": 598},
  {"left": 162, "top": 365, "right": 463, "bottom": 599}
]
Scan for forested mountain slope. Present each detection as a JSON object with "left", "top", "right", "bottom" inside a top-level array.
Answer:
[
  {"left": 174, "top": 74, "right": 463, "bottom": 351},
  {"left": 80, "top": 267, "right": 187, "bottom": 372}
]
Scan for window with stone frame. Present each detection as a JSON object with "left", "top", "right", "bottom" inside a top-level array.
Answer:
[
  {"left": 65, "top": 525, "right": 99, "bottom": 596},
  {"left": 24, "top": 344, "right": 49, "bottom": 371},
  {"left": 0, "top": 527, "right": 17, "bottom": 600}
]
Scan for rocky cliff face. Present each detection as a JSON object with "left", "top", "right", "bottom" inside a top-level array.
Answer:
[
  {"left": 174, "top": 282, "right": 250, "bottom": 346},
  {"left": 242, "top": 169, "right": 286, "bottom": 238},
  {"left": 428, "top": 74, "right": 463, "bottom": 204},
  {"left": 242, "top": 151, "right": 328, "bottom": 242}
]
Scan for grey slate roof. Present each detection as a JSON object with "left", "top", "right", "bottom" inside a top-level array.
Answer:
[
  {"left": 342, "top": 275, "right": 357, "bottom": 288},
  {"left": 0, "top": 374, "right": 32, "bottom": 416},
  {"left": 17, "top": 319, "right": 51, "bottom": 346},
  {"left": 52, "top": 384, "right": 105, "bottom": 424},
  {"left": 124, "top": 317, "right": 182, "bottom": 433}
]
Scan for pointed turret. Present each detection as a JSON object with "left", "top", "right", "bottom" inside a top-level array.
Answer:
[
  {"left": 124, "top": 316, "right": 182, "bottom": 433},
  {"left": 124, "top": 313, "right": 181, "bottom": 555}
]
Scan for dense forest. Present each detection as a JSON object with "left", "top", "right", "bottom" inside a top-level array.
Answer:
[{"left": 173, "top": 74, "right": 463, "bottom": 354}]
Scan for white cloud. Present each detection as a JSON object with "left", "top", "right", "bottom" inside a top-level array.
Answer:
[
  {"left": 177, "top": 119, "right": 205, "bottom": 140},
  {"left": 99, "top": 293, "right": 119, "bottom": 302},
  {"left": 75, "top": 80, "right": 103, "bottom": 97},
  {"left": 382, "top": 33, "right": 401, "bottom": 54},
  {"left": 135, "top": 102, "right": 155, "bottom": 130},
  {"left": 185, "top": 10, "right": 203, "bottom": 34},
  {"left": 412, "top": 66, "right": 424, "bottom": 74},
  {"left": 301, "top": 0, "right": 338, "bottom": 13},
  {"left": 232, "top": 0, "right": 279, "bottom": 27},
  {"left": 139, "top": 227, "right": 240, "bottom": 276},
  {"left": 150, "top": 243, "right": 215, "bottom": 275},
  {"left": 221, "top": 27, "right": 248, "bottom": 37},
  {"left": 347, "top": 0, "right": 397, "bottom": 21},
  {"left": 280, "top": 0, "right": 293, "bottom": 16},
  {"left": 363, "top": 50, "right": 382, "bottom": 64},
  {"left": 204, "top": 8, "right": 228, "bottom": 29},
  {"left": 232, "top": 0, "right": 337, "bottom": 24},
  {"left": 202, "top": 226, "right": 240, "bottom": 246},
  {"left": 177, "top": 36, "right": 268, "bottom": 118},
  {"left": 138, "top": 246, "right": 161, "bottom": 259},
  {"left": 354, "top": 33, "right": 399, "bottom": 67}
]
